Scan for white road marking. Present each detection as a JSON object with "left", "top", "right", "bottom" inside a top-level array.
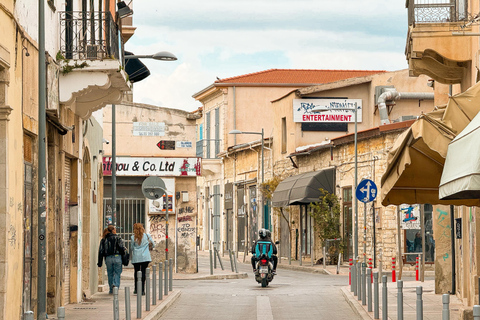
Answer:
[{"left": 256, "top": 295, "right": 274, "bottom": 320}]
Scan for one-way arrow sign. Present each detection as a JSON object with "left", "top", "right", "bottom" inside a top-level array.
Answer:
[{"left": 355, "top": 179, "right": 377, "bottom": 203}]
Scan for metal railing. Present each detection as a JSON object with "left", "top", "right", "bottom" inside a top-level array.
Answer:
[
  {"left": 59, "top": 11, "right": 120, "bottom": 61},
  {"left": 407, "top": 0, "right": 468, "bottom": 25}
]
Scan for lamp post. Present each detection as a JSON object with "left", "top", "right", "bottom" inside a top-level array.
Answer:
[
  {"left": 312, "top": 103, "right": 359, "bottom": 261},
  {"left": 110, "top": 51, "right": 177, "bottom": 226},
  {"left": 229, "top": 129, "right": 266, "bottom": 228}
]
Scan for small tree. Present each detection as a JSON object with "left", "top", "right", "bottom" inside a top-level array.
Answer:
[{"left": 309, "top": 189, "right": 343, "bottom": 263}]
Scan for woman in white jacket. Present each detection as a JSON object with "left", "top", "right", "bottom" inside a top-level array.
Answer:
[{"left": 131, "top": 223, "right": 154, "bottom": 295}]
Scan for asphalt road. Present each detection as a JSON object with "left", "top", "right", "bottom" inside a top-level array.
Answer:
[{"left": 159, "top": 262, "right": 361, "bottom": 320}]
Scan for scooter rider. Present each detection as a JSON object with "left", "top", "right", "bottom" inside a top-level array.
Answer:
[{"left": 251, "top": 228, "right": 278, "bottom": 274}]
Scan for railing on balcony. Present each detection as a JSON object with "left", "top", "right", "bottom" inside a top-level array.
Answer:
[
  {"left": 59, "top": 11, "right": 120, "bottom": 61},
  {"left": 407, "top": 0, "right": 468, "bottom": 25}
]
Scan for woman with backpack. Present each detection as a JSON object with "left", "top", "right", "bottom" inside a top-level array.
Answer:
[{"left": 97, "top": 225, "right": 126, "bottom": 294}]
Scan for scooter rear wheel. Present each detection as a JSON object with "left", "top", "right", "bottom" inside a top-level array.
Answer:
[{"left": 261, "top": 278, "right": 268, "bottom": 287}]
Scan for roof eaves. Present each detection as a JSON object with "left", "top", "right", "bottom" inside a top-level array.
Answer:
[{"left": 298, "top": 76, "right": 375, "bottom": 96}]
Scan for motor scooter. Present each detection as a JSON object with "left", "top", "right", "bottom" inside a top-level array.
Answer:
[{"left": 254, "top": 255, "right": 275, "bottom": 287}]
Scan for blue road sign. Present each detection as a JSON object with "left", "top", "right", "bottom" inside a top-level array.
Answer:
[{"left": 356, "top": 179, "right": 377, "bottom": 203}]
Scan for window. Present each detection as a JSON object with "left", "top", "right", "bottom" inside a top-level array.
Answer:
[
  {"left": 214, "top": 108, "right": 220, "bottom": 158},
  {"left": 403, "top": 204, "right": 435, "bottom": 264},
  {"left": 206, "top": 112, "right": 211, "bottom": 158},
  {"left": 281, "top": 117, "right": 287, "bottom": 153},
  {"left": 342, "top": 187, "right": 353, "bottom": 259}
]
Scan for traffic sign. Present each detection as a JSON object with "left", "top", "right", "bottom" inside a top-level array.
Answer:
[{"left": 356, "top": 179, "right": 377, "bottom": 203}]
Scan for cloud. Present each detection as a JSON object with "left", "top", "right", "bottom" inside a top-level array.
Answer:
[{"left": 127, "top": 0, "right": 410, "bottom": 111}]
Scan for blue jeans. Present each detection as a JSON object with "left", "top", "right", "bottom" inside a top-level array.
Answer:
[{"left": 105, "top": 255, "right": 122, "bottom": 293}]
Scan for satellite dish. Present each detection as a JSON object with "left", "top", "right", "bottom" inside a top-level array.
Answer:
[{"left": 142, "top": 177, "right": 166, "bottom": 200}]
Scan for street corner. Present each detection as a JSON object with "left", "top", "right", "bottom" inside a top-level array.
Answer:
[
  {"left": 143, "top": 289, "right": 182, "bottom": 320},
  {"left": 340, "top": 286, "right": 372, "bottom": 320}
]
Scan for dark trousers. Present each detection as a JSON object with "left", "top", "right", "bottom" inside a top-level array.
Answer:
[
  {"left": 133, "top": 261, "right": 150, "bottom": 293},
  {"left": 251, "top": 255, "right": 278, "bottom": 270}
]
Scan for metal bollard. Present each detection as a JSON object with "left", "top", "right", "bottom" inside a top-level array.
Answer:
[
  {"left": 374, "top": 272, "right": 379, "bottom": 319},
  {"left": 382, "top": 275, "right": 388, "bottom": 320},
  {"left": 169, "top": 258, "right": 173, "bottom": 291},
  {"left": 323, "top": 247, "right": 326, "bottom": 269},
  {"left": 349, "top": 258, "right": 353, "bottom": 286},
  {"left": 357, "top": 261, "right": 362, "bottom": 301},
  {"left": 362, "top": 263, "right": 367, "bottom": 306},
  {"left": 146, "top": 268, "right": 151, "bottom": 311},
  {"left": 159, "top": 262, "right": 163, "bottom": 301},
  {"left": 233, "top": 251, "right": 238, "bottom": 273},
  {"left": 367, "top": 268, "right": 372, "bottom": 312},
  {"left": 137, "top": 271, "right": 142, "bottom": 319},
  {"left": 57, "top": 307, "right": 65, "bottom": 320},
  {"left": 442, "top": 294, "right": 450, "bottom": 320},
  {"left": 352, "top": 261, "right": 357, "bottom": 295},
  {"left": 125, "top": 287, "right": 131, "bottom": 320},
  {"left": 24, "top": 312, "right": 34, "bottom": 320},
  {"left": 113, "top": 287, "right": 119, "bottom": 320},
  {"left": 416, "top": 286, "right": 423, "bottom": 320},
  {"left": 164, "top": 260, "right": 169, "bottom": 296},
  {"left": 397, "top": 280, "right": 403, "bottom": 320},
  {"left": 229, "top": 250, "right": 235, "bottom": 272},
  {"left": 210, "top": 249, "right": 214, "bottom": 274},
  {"left": 474, "top": 305, "right": 480, "bottom": 320},
  {"left": 152, "top": 265, "right": 157, "bottom": 305}
]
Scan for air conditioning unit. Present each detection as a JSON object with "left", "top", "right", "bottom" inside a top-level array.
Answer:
[
  {"left": 86, "top": 45, "right": 99, "bottom": 60},
  {"left": 394, "top": 115, "right": 418, "bottom": 123}
]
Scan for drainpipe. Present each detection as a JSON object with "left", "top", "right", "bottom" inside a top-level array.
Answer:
[
  {"left": 377, "top": 89, "right": 435, "bottom": 125},
  {"left": 233, "top": 86, "right": 236, "bottom": 145},
  {"left": 449, "top": 205, "right": 456, "bottom": 295}
]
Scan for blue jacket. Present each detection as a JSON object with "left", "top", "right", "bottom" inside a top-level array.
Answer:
[{"left": 130, "top": 233, "right": 153, "bottom": 264}]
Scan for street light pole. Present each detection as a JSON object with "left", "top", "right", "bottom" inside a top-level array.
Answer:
[{"left": 229, "top": 130, "right": 266, "bottom": 228}]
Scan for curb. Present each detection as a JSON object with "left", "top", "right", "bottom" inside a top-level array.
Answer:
[
  {"left": 176, "top": 273, "right": 249, "bottom": 280},
  {"left": 143, "top": 290, "right": 182, "bottom": 320},
  {"left": 276, "top": 263, "right": 329, "bottom": 275},
  {"left": 340, "top": 287, "right": 374, "bottom": 320}
]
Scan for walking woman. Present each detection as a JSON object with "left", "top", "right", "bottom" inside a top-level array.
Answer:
[
  {"left": 131, "top": 223, "right": 154, "bottom": 295},
  {"left": 97, "top": 225, "right": 126, "bottom": 294}
]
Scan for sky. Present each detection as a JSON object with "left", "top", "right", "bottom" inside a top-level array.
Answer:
[{"left": 126, "top": 0, "right": 409, "bottom": 112}]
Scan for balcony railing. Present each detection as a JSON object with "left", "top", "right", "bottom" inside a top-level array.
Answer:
[
  {"left": 407, "top": 0, "right": 468, "bottom": 25},
  {"left": 60, "top": 11, "right": 120, "bottom": 61}
]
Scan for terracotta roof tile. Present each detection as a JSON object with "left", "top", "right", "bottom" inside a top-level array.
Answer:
[{"left": 215, "top": 69, "right": 386, "bottom": 85}]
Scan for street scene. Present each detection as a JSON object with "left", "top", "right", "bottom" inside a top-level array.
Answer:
[{"left": 3, "top": 0, "right": 480, "bottom": 319}]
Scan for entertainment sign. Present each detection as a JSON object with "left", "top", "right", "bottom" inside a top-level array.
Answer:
[
  {"left": 293, "top": 98, "right": 362, "bottom": 123},
  {"left": 103, "top": 157, "right": 202, "bottom": 176}
]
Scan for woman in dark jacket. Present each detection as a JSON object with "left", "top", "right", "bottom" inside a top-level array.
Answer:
[{"left": 97, "top": 225, "right": 126, "bottom": 294}]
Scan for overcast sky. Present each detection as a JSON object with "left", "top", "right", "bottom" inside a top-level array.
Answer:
[{"left": 126, "top": 0, "right": 409, "bottom": 112}]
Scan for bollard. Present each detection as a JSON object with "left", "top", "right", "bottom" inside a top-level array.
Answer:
[
  {"left": 146, "top": 268, "right": 151, "bottom": 311},
  {"left": 474, "top": 305, "right": 480, "bottom": 320},
  {"left": 159, "top": 262, "right": 163, "bottom": 301},
  {"left": 367, "top": 268, "right": 372, "bottom": 312},
  {"left": 379, "top": 256, "right": 383, "bottom": 279},
  {"left": 352, "top": 261, "right": 357, "bottom": 295},
  {"left": 392, "top": 257, "right": 396, "bottom": 283},
  {"left": 374, "top": 272, "right": 379, "bottom": 319},
  {"left": 382, "top": 275, "right": 388, "bottom": 320},
  {"left": 369, "top": 258, "right": 373, "bottom": 283},
  {"left": 24, "top": 311, "right": 34, "bottom": 320},
  {"left": 233, "top": 251, "right": 238, "bottom": 273},
  {"left": 137, "top": 271, "right": 142, "bottom": 319},
  {"left": 152, "top": 265, "right": 157, "bottom": 305},
  {"left": 164, "top": 260, "right": 169, "bottom": 296},
  {"left": 209, "top": 249, "right": 213, "bottom": 274},
  {"left": 357, "top": 260, "right": 362, "bottom": 301},
  {"left": 337, "top": 253, "right": 341, "bottom": 274},
  {"left": 323, "top": 247, "right": 326, "bottom": 269},
  {"left": 125, "top": 287, "right": 131, "bottom": 320},
  {"left": 362, "top": 263, "right": 367, "bottom": 306},
  {"left": 113, "top": 287, "right": 119, "bottom": 320},
  {"left": 397, "top": 280, "right": 403, "bottom": 320},
  {"left": 416, "top": 256, "right": 419, "bottom": 281},
  {"left": 169, "top": 258, "right": 173, "bottom": 291},
  {"left": 58, "top": 308, "right": 65, "bottom": 320},
  {"left": 229, "top": 250, "right": 235, "bottom": 272},
  {"left": 349, "top": 258, "right": 353, "bottom": 286},
  {"left": 442, "top": 294, "right": 450, "bottom": 320},
  {"left": 416, "top": 286, "right": 423, "bottom": 320}
]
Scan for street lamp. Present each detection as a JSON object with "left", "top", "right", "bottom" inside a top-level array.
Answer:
[
  {"left": 229, "top": 129, "right": 266, "bottom": 228},
  {"left": 110, "top": 51, "right": 177, "bottom": 226},
  {"left": 312, "top": 104, "right": 359, "bottom": 262}
]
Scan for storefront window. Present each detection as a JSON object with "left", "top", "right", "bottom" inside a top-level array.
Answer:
[{"left": 404, "top": 204, "right": 435, "bottom": 263}]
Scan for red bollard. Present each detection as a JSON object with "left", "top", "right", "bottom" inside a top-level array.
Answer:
[
  {"left": 416, "top": 256, "right": 419, "bottom": 281},
  {"left": 349, "top": 258, "right": 353, "bottom": 285},
  {"left": 392, "top": 257, "right": 396, "bottom": 282},
  {"left": 368, "top": 258, "right": 373, "bottom": 283}
]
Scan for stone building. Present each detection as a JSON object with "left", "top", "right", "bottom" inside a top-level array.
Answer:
[{"left": 102, "top": 102, "right": 200, "bottom": 273}]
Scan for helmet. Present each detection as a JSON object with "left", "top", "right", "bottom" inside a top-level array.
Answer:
[
  {"left": 259, "top": 228, "right": 268, "bottom": 239},
  {"left": 266, "top": 230, "right": 271, "bottom": 238}
]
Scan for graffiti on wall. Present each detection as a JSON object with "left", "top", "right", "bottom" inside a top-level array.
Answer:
[
  {"left": 177, "top": 205, "right": 196, "bottom": 240},
  {"left": 149, "top": 215, "right": 167, "bottom": 241},
  {"left": 436, "top": 207, "right": 451, "bottom": 261}
]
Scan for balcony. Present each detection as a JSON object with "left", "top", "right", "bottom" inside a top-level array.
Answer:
[
  {"left": 58, "top": 11, "right": 130, "bottom": 119},
  {"left": 406, "top": 0, "right": 471, "bottom": 84}
]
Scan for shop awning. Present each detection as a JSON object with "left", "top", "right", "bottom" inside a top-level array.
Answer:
[
  {"left": 381, "top": 81, "right": 480, "bottom": 206},
  {"left": 440, "top": 111, "right": 480, "bottom": 200},
  {"left": 271, "top": 168, "right": 335, "bottom": 207}
]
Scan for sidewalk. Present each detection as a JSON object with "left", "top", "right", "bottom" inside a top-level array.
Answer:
[{"left": 48, "top": 251, "right": 247, "bottom": 320}]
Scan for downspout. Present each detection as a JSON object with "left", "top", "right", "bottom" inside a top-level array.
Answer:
[
  {"left": 377, "top": 89, "right": 435, "bottom": 125},
  {"left": 449, "top": 205, "right": 456, "bottom": 294},
  {"left": 233, "top": 86, "right": 236, "bottom": 145}
]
